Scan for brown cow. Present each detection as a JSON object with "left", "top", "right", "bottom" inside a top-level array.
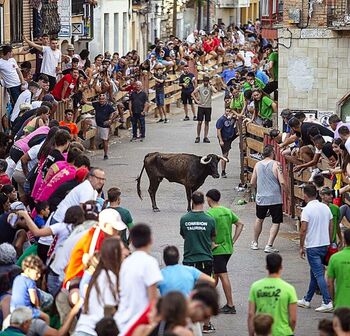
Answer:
[{"left": 136, "top": 152, "right": 228, "bottom": 211}]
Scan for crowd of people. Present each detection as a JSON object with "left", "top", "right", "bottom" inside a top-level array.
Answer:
[{"left": 0, "top": 16, "right": 348, "bottom": 336}]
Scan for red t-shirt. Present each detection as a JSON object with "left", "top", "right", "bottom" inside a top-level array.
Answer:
[
  {"left": 203, "top": 40, "right": 215, "bottom": 53},
  {"left": 51, "top": 74, "right": 77, "bottom": 101},
  {"left": 213, "top": 37, "right": 221, "bottom": 49},
  {"left": 0, "top": 174, "right": 11, "bottom": 186}
]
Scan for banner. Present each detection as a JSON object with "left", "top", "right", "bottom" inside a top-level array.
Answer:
[{"left": 238, "top": 0, "right": 250, "bottom": 7}]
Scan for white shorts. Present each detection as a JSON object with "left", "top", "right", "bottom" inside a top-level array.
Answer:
[{"left": 97, "top": 126, "right": 110, "bottom": 141}]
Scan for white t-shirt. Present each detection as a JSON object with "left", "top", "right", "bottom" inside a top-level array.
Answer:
[
  {"left": 14, "top": 143, "right": 42, "bottom": 173},
  {"left": 50, "top": 221, "right": 94, "bottom": 278},
  {"left": 48, "top": 222, "right": 73, "bottom": 256},
  {"left": 11, "top": 89, "right": 32, "bottom": 122},
  {"left": 53, "top": 180, "right": 97, "bottom": 222},
  {"left": 115, "top": 251, "right": 163, "bottom": 335},
  {"left": 239, "top": 51, "right": 254, "bottom": 67},
  {"left": 0, "top": 58, "right": 21, "bottom": 88},
  {"left": 41, "top": 46, "right": 61, "bottom": 77},
  {"left": 301, "top": 199, "right": 332, "bottom": 248},
  {"left": 237, "top": 30, "right": 245, "bottom": 45},
  {"left": 75, "top": 270, "right": 118, "bottom": 336},
  {"left": 345, "top": 138, "right": 350, "bottom": 155}
]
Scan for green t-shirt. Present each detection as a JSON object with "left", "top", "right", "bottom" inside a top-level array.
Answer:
[
  {"left": 242, "top": 78, "right": 265, "bottom": 91},
  {"left": 207, "top": 206, "right": 239, "bottom": 255},
  {"left": 328, "top": 203, "right": 340, "bottom": 242},
  {"left": 180, "top": 211, "right": 216, "bottom": 263},
  {"left": 249, "top": 277, "right": 297, "bottom": 336},
  {"left": 327, "top": 247, "right": 350, "bottom": 308},
  {"left": 110, "top": 206, "right": 133, "bottom": 246},
  {"left": 259, "top": 96, "right": 274, "bottom": 120},
  {"left": 268, "top": 51, "right": 278, "bottom": 80},
  {"left": 230, "top": 93, "right": 245, "bottom": 111},
  {"left": 0, "top": 327, "right": 25, "bottom": 336}
]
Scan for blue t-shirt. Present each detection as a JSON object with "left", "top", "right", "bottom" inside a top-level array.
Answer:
[
  {"left": 221, "top": 69, "right": 237, "bottom": 84},
  {"left": 158, "top": 264, "right": 201, "bottom": 296},
  {"left": 216, "top": 115, "right": 236, "bottom": 140},
  {"left": 34, "top": 215, "right": 46, "bottom": 228},
  {"left": 255, "top": 70, "right": 269, "bottom": 85},
  {"left": 92, "top": 102, "right": 115, "bottom": 128},
  {"left": 11, "top": 274, "right": 37, "bottom": 312}
]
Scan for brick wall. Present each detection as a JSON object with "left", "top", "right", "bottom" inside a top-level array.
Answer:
[
  {"left": 283, "top": 0, "right": 328, "bottom": 28},
  {"left": 23, "top": 0, "right": 32, "bottom": 38}
]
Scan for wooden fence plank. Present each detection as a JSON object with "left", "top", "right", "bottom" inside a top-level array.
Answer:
[{"left": 246, "top": 138, "right": 264, "bottom": 154}]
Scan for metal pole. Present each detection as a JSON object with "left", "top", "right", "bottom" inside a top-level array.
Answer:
[
  {"left": 197, "top": 0, "right": 201, "bottom": 30},
  {"left": 172, "top": 0, "right": 177, "bottom": 35}
]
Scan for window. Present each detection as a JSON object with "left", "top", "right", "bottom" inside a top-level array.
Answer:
[
  {"left": 114, "top": 13, "right": 119, "bottom": 52},
  {"left": 10, "top": 0, "right": 23, "bottom": 43},
  {"left": 0, "top": 5, "right": 3, "bottom": 44},
  {"left": 104, "top": 13, "right": 109, "bottom": 52},
  {"left": 72, "top": 0, "right": 84, "bottom": 15},
  {"left": 122, "top": 12, "right": 127, "bottom": 55},
  {"left": 261, "top": 0, "right": 268, "bottom": 16}
]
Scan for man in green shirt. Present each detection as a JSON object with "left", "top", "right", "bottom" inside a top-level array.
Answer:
[
  {"left": 320, "top": 187, "right": 343, "bottom": 245},
  {"left": 248, "top": 254, "right": 297, "bottom": 336},
  {"left": 242, "top": 72, "right": 266, "bottom": 92},
  {"left": 107, "top": 187, "right": 133, "bottom": 246},
  {"left": 263, "top": 44, "right": 278, "bottom": 100},
  {"left": 206, "top": 189, "right": 244, "bottom": 314},
  {"left": 229, "top": 84, "right": 245, "bottom": 117},
  {"left": 180, "top": 191, "right": 216, "bottom": 333},
  {"left": 327, "top": 229, "right": 350, "bottom": 309}
]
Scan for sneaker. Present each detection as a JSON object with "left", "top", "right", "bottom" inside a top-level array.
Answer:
[
  {"left": 221, "top": 171, "right": 227, "bottom": 178},
  {"left": 130, "top": 137, "right": 137, "bottom": 142},
  {"left": 140, "top": 137, "right": 145, "bottom": 142},
  {"left": 157, "top": 119, "right": 164, "bottom": 123},
  {"left": 308, "top": 168, "right": 320, "bottom": 182},
  {"left": 203, "top": 137, "right": 210, "bottom": 143},
  {"left": 195, "top": 137, "right": 200, "bottom": 143},
  {"left": 193, "top": 115, "right": 197, "bottom": 121},
  {"left": 202, "top": 322, "right": 215, "bottom": 334},
  {"left": 264, "top": 245, "right": 279, "bottom": 253},
  {"left": 164, "top": 118, "right": 169, "bottom": 123},
  {"left": 315, "top": 302, "right": 333, "bottom": 313},
  {"left": 219, "top": 304, "right": 236, "bottom": 314},
  {"left": 297, "top": 298, "right": 311, "bottom": 309},
  {"left": 251, "top": 241, "right": 259, "bottom": 250},
  {"left": 183, "top": 116, "right": 190, "bottom": 121},
  {"left": 103, "top": 155, "right": 108, "bottom": 160}
]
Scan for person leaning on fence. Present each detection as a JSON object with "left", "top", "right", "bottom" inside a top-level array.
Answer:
[{"left": 250, "top": 144, "right": 286, "bottom": 253}]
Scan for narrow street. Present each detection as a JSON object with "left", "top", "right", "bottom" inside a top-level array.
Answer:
[{"left": 90, "top": 95, "right": 326, "bottom": 336}]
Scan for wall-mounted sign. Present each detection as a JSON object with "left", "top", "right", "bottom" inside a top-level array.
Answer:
[
  {"left": 72, "top": 23, "right": 84, "bottom": 35},
  {"left": 58, "top": 0, "right": 71, "bottom": 37}
]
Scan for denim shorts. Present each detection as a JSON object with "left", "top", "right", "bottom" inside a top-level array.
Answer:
[{"left": 156, "top": 92, "right": 165, "bottom": 106}]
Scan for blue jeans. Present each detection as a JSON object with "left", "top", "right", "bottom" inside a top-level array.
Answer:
[
  {"left": 47, "top": 270, "right": 62, "bottom": 297},
  {"left": 304, "top": 246, "right": 331, "bottom": 304},
  {"left": 7, "top": 85, "right": 22, "bottom": 105},
  {"left": 131, "top": 114, "right": 145, "bottom": 138}
]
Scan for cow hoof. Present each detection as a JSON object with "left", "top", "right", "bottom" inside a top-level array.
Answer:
[{"left": 153, "top": 208, "right": 160, "bottom": 212}]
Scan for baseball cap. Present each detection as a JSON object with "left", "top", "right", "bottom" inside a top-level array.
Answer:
[
  {"left": 99, "top": 209, "right": 127, "bottom": 231},
  {"left": 42, "top": 94, "right": 58, "bottom": 104},
  {"left": 319, "top": 187, "right": 333, "bottom": 195},
  {"left": 203, "top": 75, "right": 210, "bottom": 81},
  {"left": 67, "top": 44, "right": 75, "bottom": 51}
]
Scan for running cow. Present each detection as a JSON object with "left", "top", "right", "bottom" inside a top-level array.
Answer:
[{"left": 136, "top": 152, "right": 228, "bottom": 211}]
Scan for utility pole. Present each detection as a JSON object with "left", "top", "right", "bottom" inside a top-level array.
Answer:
[
  {"left": 172, "top": 0, "right": 177, "bottom": 35},
  {"left": 197, "top": 0, "right": 201, "bottom": 30}
]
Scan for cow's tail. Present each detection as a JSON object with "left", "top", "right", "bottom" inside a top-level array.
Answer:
[{"left": 136, "top": 163, "right": 145, "bottom": 200}]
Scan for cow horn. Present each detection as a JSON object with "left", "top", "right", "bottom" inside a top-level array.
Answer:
[
  {"left": 200, "top": 155, "right": 212, "bottom": 164},
  {"left": 218, "top": 155, "right": 229, "bottom": 162}
]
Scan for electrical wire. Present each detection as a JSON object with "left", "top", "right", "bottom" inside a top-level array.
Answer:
[{"left": 277, "top": 27, "right": 292, "bottom": 49}]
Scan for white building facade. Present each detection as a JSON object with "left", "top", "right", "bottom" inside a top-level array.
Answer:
[{"left": 89, "top": 0, "right": 130, "bottom": 58}]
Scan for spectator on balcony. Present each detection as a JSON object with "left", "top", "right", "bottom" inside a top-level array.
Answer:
[
  {"left": 51, "top": 68, "right": 79, "bottom": 102},
  {"left": 23, "top": 36, "right": 62, "bottom": 91},
  {"left": 0, "top": 45, "right": 26, "bottom": 105}
]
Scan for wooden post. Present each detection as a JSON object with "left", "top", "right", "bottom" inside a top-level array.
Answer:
[{"left": 172, "top": 0, "right": 177, "bottom": 35}]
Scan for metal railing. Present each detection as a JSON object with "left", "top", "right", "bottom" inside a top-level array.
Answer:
[{"left": 328, "top": 0, "right": 350, "bottom": 29}]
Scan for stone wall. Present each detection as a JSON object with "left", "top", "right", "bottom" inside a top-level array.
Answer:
[{"left": 278, "top": 28, "right": 350, "bottom": 115}]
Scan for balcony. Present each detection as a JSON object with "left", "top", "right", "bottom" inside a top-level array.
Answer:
[
  {"left": 217, "top": 0, "right": 238, "bottom": 9},
  {"left": 260, "top": 0, "right": 283, "bottom": 38},
  {"left": 328, "top": 0, "right": 350, "bottom": 30}
]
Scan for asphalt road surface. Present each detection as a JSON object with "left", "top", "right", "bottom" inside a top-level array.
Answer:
[{"left": 90, "top": 95, "right": 329, "bottom": 335}]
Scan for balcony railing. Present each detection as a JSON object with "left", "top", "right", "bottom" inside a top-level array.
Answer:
[
  {"left": 261, "top": 0, "right": 283, "bottom": 29},
  {"left": 328, "top": 0, "right": 350, "bottom": 29}
]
